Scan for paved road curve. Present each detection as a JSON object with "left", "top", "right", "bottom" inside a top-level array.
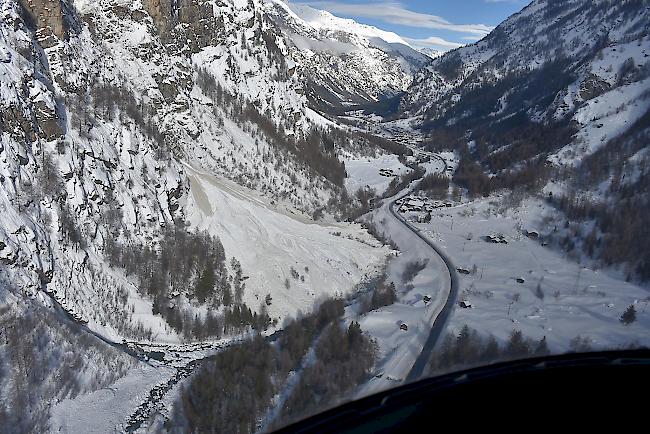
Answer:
[{"left": 388, "top": 188, "right": 460, "bottom": 383}]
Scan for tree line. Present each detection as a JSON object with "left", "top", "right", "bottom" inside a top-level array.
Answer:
[
  {"left": 104, "top": 224, "right": 272, "bottom": 340},
  {"left": 196, "top": 68, "right": 346, "bottom": 187},
  {"left": 358, "top": 278, "right": 397, "bottom": 315},
  {"left": 427, "top": 325, "right": 550, "bottom": 376},
  {"left": 167, "top": 297, "right": 375, "bottom": 433},
  {"left": 272, "top": 320, "right": 376, "bottom": 429},
  {"left": 427, "top": 324, "right": 646, "bottom": 379},
  {"left": 419, "top": 173, "right": 450, "bottom": 199},
  {"left": 453, "top": 149, "right": 550, "bottom": 198},
  {"left": 550, "top": 107, "right": 650, "bottom": 281}
]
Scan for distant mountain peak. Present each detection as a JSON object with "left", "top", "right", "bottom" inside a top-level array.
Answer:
[
  {"left": 279, "top": 1, "right": 410, "bottom": 46},
  {"left": 417, "top": 47, "right": 445, "bottom": 60},
  {"left": 265, "top": 0, "right": 430, "bottom": 112}
]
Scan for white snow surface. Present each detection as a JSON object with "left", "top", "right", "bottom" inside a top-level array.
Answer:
[
  {"left": 282, "top": 2, "right": 410, "bottom": 46},
  {"left": 357, "top": 194, "right": 450, "bottom": 396},
  {"left": 410, "top": 196, "right": 650, "bottom": 352},
  {"left": 551, "top": 78, "right": 650, "bottom": 165},
  {"left": 264, "top": 0, "right": 430, "bottom": 104},
  {"left": 51, "top": 363, "right": 175, "bottom": 434},
  {"left": 184, "top": 163, "right": 389, "bottom": 321},
  {"left": 342, "top": 153, "right": 411, "bottom": 195}
]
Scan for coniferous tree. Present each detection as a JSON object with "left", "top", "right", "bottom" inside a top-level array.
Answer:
[
  {"left": 480, "top": 335, "right": 501, "bottom": 362},
  {"left": 504, "top": 330, "right": 530, "bottom": 358},
  {"left": 534, "top": 336, "right": 550, "bottom": 356},
  {"left": 620, "top": 304, "right": 637, "bottom": 325},
  {"left": 454, "top": 325, "right": 479, "bottom": 363},
  {"left": 534, "top": 281, "right": 545, "bottom": 300},
  {"left": 222, "top": 285, "right": 233, "bottom": 307},
  {"left": 347, "top": 321, "right": 363, "bottom": 346},
  {"left": 195, "top": 262, "right": 216, "bottom": 303}
]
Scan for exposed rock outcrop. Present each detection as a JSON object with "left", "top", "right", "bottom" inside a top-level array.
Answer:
[{"left": 18, "top": 0, "right": 68, "bottom": 47}]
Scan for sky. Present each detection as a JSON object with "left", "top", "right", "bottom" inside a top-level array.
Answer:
[{"left": 293, "top": 0, "right": 529, "bottom": 51}]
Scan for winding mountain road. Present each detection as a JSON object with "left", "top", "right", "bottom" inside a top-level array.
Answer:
[
  {"left": 383, "top": 149, "right": 459, "bottom": 382},
  {"left": 49, "top": 152, "right": 460, "bottom": 430},
  {"left": 388, "top": 193, "right": 460, "bottom": 381}
]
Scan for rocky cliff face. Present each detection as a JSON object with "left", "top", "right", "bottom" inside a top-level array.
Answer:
[
  {"left": 18, "top": 0, "right": 68, "bottom": 46},
  {"left": 1, "top": 0, "right": 187, "bottom": 337},
  {"left": 142, "top": 0, "right": 227, "bottom": 49}
]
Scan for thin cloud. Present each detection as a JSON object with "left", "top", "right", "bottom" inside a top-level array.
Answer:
[
  {"left": 297, "top": 1, "right": 494, "bottom": 36},
  {"left": 403, "top": 36, "right": 464, "bottom": 51}
]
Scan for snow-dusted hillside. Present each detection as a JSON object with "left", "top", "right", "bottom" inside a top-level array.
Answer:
[
  {"left": 264, "top": 0, "right": 430, "bottom": 114},
  {"left": 0, "top": 0, "right": 396, "bottom": 425},
  {"left": 403, "top": 0, "right": 649, "bottom": 164},
  {"left": 418, "top": 47, "right": 445, "bottom": 60},
  {"left": 0, "top": 0, "right": 393, "bottom": 349},
  {"left": 1, "top": 0, "right": 648, "bottom": 430}
]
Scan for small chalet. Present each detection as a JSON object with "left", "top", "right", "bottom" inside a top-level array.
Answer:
[
  {"left": 403, "top": 197, "right": 425, "bottom": 212},
  {"left": 485, "top": 234, "right": 508, "bottom": 244},
  {"left": 524, "top": 229, "right": 540, "bottom": 239}
]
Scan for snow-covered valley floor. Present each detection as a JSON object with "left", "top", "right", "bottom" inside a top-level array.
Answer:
[
  {"left": 405, "top": 196, "right": 650, "bottom": 352},
  {"left": 351, "top": 156, "right": 456, "bottom": 396},
  {"left": 48, "top": 153, "right": 649, "bottom": 433},
  {"left": 343, "top": 150, "right": 649, "bottom": 399},
  {"left": 50, "top": 363, "right": 175, "bottom": 434},
  {"left": 342, "top": 153, "right": 411, "bottom": 196},
  {"left": 354, "top": 191, "right": 452, "bottom": 397},
  {"left": 48, "top": 161, "right": 391, "bottom": 433}
]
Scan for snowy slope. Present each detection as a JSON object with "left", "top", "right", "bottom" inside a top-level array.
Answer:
[
  {"left": 342, "top": 152, "right": 411, "bottom": 195},
  {"left": 409, "top": 195, "right": 650, "bottom": 352},
  {"left": 264, "top": 0, "right": 430, "bottom": 112},
  {"left": 0, "top": 1, "right": 396, "bottom": 425},
  {"left": 418, "top": 47, "right": 445, "bottom": 60},
  {"left": 184, "top": 163, "right": 388, "bottom": 321},
  {"left": 346, "top": 155, "right": 649, "bottom": 398},
  {"left": 403, "top": 0, "right": 650, "bottom": 164},
  {"left": 0, "top": 0, "right": 389, "bottom": 347},
  {"left": 281, "top": 1, "right": 409, "bottom": 45}
]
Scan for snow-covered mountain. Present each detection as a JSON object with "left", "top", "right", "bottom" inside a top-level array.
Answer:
[
  {"left": 264, "top": 0, "right": 430, "bottom": 114},
  {"left": 2, "top": 0, "right": 649, "bottom": 431},
  {"left": 402, "top": 0, "right": 650, "bottom": 167},
  {"left": 400, "top": 0, "right": 650, "bottom": 281},
  {"left": 418, "top": 47, "right": 445, "bottom": 60},
  {"left": 0, "top": 0, "right": 392, "bottom": 355}
]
